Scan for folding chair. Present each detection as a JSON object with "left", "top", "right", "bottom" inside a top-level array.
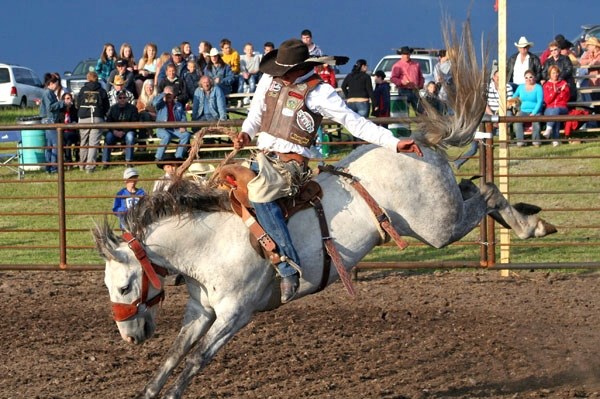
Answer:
[{"left": 0, "top": 130, "right": 24, "bottom": 179}]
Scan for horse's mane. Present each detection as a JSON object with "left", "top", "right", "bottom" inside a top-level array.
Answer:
[
  {"left": 413, "top": 17, "right": 489, "bottom": 151},
  {"left": 123, "top": 178, "right": 232, "bottom": 239}
]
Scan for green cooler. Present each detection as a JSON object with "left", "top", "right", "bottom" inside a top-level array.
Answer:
[
  {"left": 17, "top": 116, "right": 45, "bottom": 171},
  {"left": 389, "top": 94, "right": 410, "bottom": 137}
]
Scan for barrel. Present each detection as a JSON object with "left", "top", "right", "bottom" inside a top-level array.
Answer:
[
  {"left": 389, "top": 94, "right": 410, "bottom": 137},
  {"left": 17, "top": 116, "right": 45, "bottom": 171}
]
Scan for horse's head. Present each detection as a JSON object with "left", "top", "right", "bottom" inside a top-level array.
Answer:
[{"left": 93, "top": 222, "right": 167, "bottom": 345}]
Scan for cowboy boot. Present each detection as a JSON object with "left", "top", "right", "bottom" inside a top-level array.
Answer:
[{"left": 280, "top": 273, "right": 299, "bottom": 303}]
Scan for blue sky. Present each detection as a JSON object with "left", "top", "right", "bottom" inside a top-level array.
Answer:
[{"left": 0, "top": 0, "right": 597, "bottom": 79}]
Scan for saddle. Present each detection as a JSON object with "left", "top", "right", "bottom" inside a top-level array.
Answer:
[
  {"left": 219, "top": 163, "right": 344, "bottom": 293},
  {"left": 219, "top": 163, "right": 322, "bottom": 219}
]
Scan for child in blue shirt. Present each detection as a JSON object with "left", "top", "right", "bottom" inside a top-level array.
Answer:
[{"left": 113, "top": 168, "right": 145, "bottom": 229}]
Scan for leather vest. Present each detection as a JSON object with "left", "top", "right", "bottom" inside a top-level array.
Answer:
[{"left": 260, "top": 75, "right": 323, "bottom": 147}]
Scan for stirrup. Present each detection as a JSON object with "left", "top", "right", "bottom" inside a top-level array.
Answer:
[{"left": 279, "top": 256, "right": 303, "bottom": 278}]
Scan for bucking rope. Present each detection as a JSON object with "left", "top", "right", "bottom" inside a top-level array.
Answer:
[{"left": 175, "top": 126, "right": 241, "bottom": 185}]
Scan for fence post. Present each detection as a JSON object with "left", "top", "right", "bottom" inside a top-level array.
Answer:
[
  {"left": 484, "top": 135, "right": 496, "bottom": 266},
  {"left": 57, "top": 128, "right": 67, "bottom": 269}
]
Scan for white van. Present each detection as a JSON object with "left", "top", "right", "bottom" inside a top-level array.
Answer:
[{"left": 0, "top": 63, "right": 45, "bottom": 108}]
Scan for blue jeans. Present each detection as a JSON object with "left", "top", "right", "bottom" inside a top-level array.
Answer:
[
  {"left": 249, "top": 160, "right": 300, "bottom": 278},
  {"left": 45, "top": 129, "right": 58, "bottom": 172},
  {"left": 513, "top": 111, "right": 541, "bottom": 143},
  {"left": 544, "top": 107, "right": 568, "bottom": 140},
  {"left": 347, "top": 101, "right": 370, "bottom": 147},
  {"left": 454, "top": 140, "right": 479, "bottom": 169},
  {"left": 399, "top": 88, "right": 421, "bottom": 115},
  {"left": 155, "top": 129, "right": 191, "bottom": 160},
  {"left": 102, "top": 130, "right": 136, "bottom": 162},
  {"left": 347, "top": 101, "right": 369, "bottom": 117},
  {"left": 43, "top": 118, "right": 58, "bottom": 172},
  {"left": 238, "top": 74, "right": 258, "bottom": 93}
]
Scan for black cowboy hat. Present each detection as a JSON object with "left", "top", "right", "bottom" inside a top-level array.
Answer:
[
  {"left": 397, "top": 46, "right": 413, "bottom": 55},
  {"left": 259, "top": 38, "right": 348, "bottom": 77},
  {"left": 557, "top": 38, "right": 574, "bottom": 50},
  {"left": 157, "top": 154, "right": 183, "bottom": 169}
]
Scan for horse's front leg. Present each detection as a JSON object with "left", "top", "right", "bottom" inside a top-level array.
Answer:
[
  {"left": 139, "top": 299, "right": 216, "bottom": 399},
  {"left": 480, "top": 181, "right": 557, "bottom": 238},
  {"left": 161, "top": 303, "right": 254, "bottom": 399}
]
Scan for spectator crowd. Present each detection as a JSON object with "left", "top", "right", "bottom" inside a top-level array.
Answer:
[{"left": 35, "top": 28, "right": 600, "bottom": 174}]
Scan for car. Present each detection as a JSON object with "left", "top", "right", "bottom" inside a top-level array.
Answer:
[
  {"left": 62, "top": 58, "right": 97, "bottom": 96},
  {"left": 0, "top": 63, "right": 45, "bottom": 108},
  {"left": 371, "top": 48, "right": 440, "bottom": 93}
]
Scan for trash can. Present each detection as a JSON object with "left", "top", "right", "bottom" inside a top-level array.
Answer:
[
  {"left": 389, "top": 94, "right": 410, "bottom": 137},
  {"left": 17, "top": 116, "right": 45, "bottom": 171}
]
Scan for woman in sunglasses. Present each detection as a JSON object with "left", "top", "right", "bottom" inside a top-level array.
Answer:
[{"left": 511, "top": 69, "right": 543, "bottom": 146}]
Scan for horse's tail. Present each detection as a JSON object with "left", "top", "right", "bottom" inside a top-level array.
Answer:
[{"left": 414, "top": 17, "right": 489, "bottom": 149}]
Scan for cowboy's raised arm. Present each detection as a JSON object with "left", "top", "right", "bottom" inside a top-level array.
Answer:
[{"left": 308, "top": 83, "right": 422, "bottom": 156}]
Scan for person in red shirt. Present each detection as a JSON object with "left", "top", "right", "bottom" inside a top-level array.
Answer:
[
  {"left": 542, "top": 65, "right": 570, "bottom": 146},
  {"left": 390, "top": 46, "right": 424, "bottom": 115},
  {"left": 314, "top": 63, "right": 337, "bottom": 88}
]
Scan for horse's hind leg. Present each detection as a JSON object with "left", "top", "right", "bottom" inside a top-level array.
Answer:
[
  {"left": 139, "top": 301, "right": 216, "bottom": 399},
  {"left": 162, "top": 305, "right": 254, "bottom": 399}
]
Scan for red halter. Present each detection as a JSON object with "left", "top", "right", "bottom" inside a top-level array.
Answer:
[{"left": 110, "top": 232, "right": 169, "bottom": 322}]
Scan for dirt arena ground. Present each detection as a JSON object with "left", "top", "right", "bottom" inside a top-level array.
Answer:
[{"left": 1, "top": 269, "right": 600, "bottom": 399}]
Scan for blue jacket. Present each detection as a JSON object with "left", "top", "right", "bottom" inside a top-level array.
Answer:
[
  {"left": 156, "top": 60, "right": 188, "bottom": 86},
  {"left": 153, "top": 93, "right": 188, "bottom": 124},
  {"left": 192, "top": 86, "right": 227, "bottom": 121},
  {"left": 113, "top": 187, "right": 145, "bottom": 229},
  {"left": 184, "top": 70, "right": 201, "bottom": 101},
  {"left": 39, "top": 88, "right": 64, "bottom": 122},
  {"left": 203, "top": 64, "right": 234, "bottom": 95}
]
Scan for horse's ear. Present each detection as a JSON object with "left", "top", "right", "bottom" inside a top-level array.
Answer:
[{"left": 92, "top": 218, "right": 121, "bottom": 261}]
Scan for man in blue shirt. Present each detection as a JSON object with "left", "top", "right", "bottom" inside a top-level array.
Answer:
[{"left": 192, "top": 76, "right": 228, "bottom": 121}]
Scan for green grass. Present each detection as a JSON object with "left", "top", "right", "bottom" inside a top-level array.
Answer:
[{"left": 1, "top": 107, "right": 600, "bottom": 269}]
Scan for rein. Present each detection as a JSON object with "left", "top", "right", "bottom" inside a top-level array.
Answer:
[{"left": 110, "top": 232, "right": 169, "bottom": 322}]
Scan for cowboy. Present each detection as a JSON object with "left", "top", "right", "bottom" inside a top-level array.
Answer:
[
  {"left": 152, "top": 154, "right": 183, "bottom": 192},
  {"left": 390, "top": 46, "right": 425, "bottom": 115},
  {"left": 507, "top": 36, "right": 542, "bottom": 90},
  {"left": 234, "top": 38, "right": 422, "bottom": 303}
]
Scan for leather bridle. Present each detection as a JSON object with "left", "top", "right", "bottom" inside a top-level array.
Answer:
[{"left": 110, "top": 232, "right": 169, "bottom": 322}]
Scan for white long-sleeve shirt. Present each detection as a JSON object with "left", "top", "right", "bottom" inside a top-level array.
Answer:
[{"left": 241, "top": 72, "right": 400, "bottom": 158}]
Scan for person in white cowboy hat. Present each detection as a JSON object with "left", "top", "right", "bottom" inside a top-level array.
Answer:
[
  {"left": 184, "top": 162, "right": 215, "bottom": 186},
  {"left": 205, "top": 47, "right": 235, "bottom": 96},
  {"left": 234, "top": 38, "right": 423, "bottom": 304},
  {"left": 507, "top": 36, "right": 542, "bottom": 90}
]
